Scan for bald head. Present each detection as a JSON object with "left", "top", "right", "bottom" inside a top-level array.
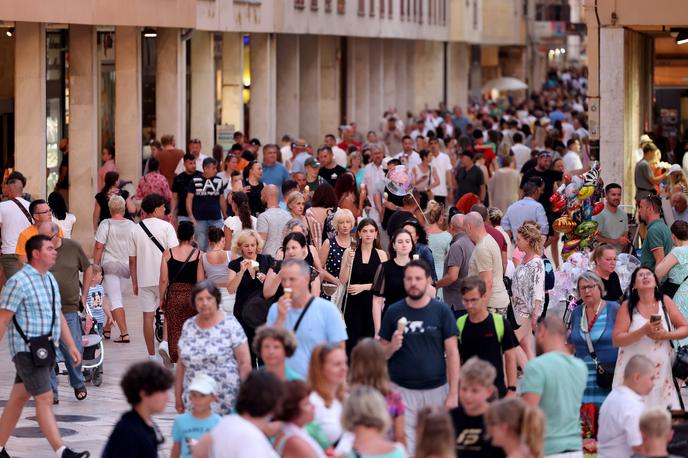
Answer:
[
  {"left": 37, "top": 221, "right": 59, "bottom": 237},
  {"left": 450, "top": 214, "right": 465, "bottom": 234},
  {"left": 464, "top": 212, "right": 484, "bottom": 229},
  {"left": 624, "top": 355, "right": 654, "bottom": 380},
  {"left": 538, "top": 315, "right": 567, "bottom": 338},
  {"left": 262, "top": 184, "right": 280, "bottom": 207}
]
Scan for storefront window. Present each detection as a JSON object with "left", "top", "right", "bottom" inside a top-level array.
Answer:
[{"left": 46, "top": 30, "right": 68, "bottom": 195}]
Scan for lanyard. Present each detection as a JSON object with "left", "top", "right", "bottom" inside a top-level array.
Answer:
[{"left": 581, "top": 301, "right": 604, "bottom": 334}]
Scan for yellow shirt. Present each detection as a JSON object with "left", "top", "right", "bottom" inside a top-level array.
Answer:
[{"left": 15, "top": 225, "right": 63, "bottom": 257}]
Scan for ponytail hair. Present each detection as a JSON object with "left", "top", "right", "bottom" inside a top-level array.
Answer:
[
  {"left": 485, "top": 398, "right": 545, "bottom": 458},
  {"left": 231, "top": 192, "right": 253, "bottom": 231}
]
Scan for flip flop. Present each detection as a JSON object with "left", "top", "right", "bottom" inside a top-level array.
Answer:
[
  {"left": 103, "top": 330, "right": 111, "bottom": 340},
  {"left": 74, "top": 386, "right": 87, "bottom": 401},
  {"left": 113, "top": 333, "right": 130, "bottom": 343}
]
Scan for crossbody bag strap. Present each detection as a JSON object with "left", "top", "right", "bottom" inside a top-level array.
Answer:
[
  {"left": 659, "top": 300, "right": 687, "bottom": 410},
  {"left": 139, "top": 220, "right": 165, "bottom": 253},
  {"left": 12, "top": 275, "right": 56, "bottom": 343},
  {"left": 11, "top": 198, "right": 33, "bottom": 224},
  {"left": 293, "top": 297, "right": 315, "bottom": 333},
  {"left": 583, "top": 327, "right": 599, "bottom": 362},
  {"left": 660, "top": 301, "right": 676, "bottom": 349},
  {"left": 168, "top": 249, "right": 196, "bottom": 286}
]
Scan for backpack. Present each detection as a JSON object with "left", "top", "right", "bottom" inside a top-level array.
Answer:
[
  {"left": 456, "top": 313, "right": 504, "bottom": 343},
  {"left": 543, "top": 256, "right": 555, "bottom": 291}
]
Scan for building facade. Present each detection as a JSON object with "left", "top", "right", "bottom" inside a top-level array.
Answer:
[{"left": 0, "top": 0, "right": 528, "bottom": 248}]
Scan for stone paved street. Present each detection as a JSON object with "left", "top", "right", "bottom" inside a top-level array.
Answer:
[{"left": 0, "top": 283, "right": 175, "bottom": 458}]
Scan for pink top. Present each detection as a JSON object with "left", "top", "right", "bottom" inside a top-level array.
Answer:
[
  {"left": 98, "top": 159, "right": 117, "bottom": 190},
  {"left": 135, "top": 171, "right": 172, "bottom": 201}
]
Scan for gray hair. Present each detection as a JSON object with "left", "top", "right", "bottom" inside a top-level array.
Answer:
[
  {"left": 577, "top": 271, "right": 606, "bottom": 297},
  {"left": 280, "top": 258, "right": 311, "bottom": 277},
  {"left": 282, "top": 218, "right": 309, "bottom": 239}
]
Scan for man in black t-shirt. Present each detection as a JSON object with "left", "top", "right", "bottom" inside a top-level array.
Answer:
[
  {"left": 454, "top": 151, "right": 485, "bottom": 202},
  {"left": 379, "top": 260, "right": 460, "bottom": 454},
  {"left": 317, "top": 145, "right": 347, "bottom": 187},
  {"left": 457, "top": 276, "right": 518, "bottom": 398},
  {"left": 171, "top": 153, "right": 201, "bottom": 226},
  {"left": 185, "top": 157, "right": 226, "bottom": 250}
]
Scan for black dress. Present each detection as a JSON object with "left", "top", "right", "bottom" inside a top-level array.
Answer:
[
  {"left": 343, "top": 247, "right": 381, "bottom": 354},
  {"left": 228, "top": 254, "right": 273, "bottom": 348},
  {"left": 372, "top": 259, "right": 408, "bottom": 316},
  {"left": 601, "top": 271, "right": 624, "bottom": 303}
]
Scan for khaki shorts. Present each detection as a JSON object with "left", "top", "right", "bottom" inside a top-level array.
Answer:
[
  {"left": 0, "top": 254, "right": 19, "bottom": 279},
  {"left": 138, "top": 285, "right": 160, "bottom": 313}
]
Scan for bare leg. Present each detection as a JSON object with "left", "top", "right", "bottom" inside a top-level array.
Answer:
[
  {"left": 112, "top": 308, "right": 128, "bottom": 337},
  {"left": 549, "top": 234, "right": 560, "bottom": 268},
  {"left": 0, "top": 383, "right": 31, "bottom": 446},
  {"left": 34, "top": 390, "right": 64, "bottom": 451},
  {"left": 143, "top": 312, "right": 155, "bottom": 356}
]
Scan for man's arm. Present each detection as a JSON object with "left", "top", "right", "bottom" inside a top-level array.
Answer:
[
  {"left": 185, "top": 194, "right": 194, "bottom": 223},
  {"left": 170, "top": 192, "right": 179, "bottom": 217},
  {"left": 0, "top": 309, "right": 14, "bottom": 342},
  {"left": 652, "top": 247, "right": 666, "bottom": 265},
  {"left": 479, "top": 184, "right": 486, "bottom": 202},
  {"left": 504, "top": 348, "right": 518, "bottom": 396},
  {"left": 129, "top": 256, "right": 138, "bottom": 296},
  {"left": 81, "top": 265, "right": 94, "bottom": 307},
  {"left": 522, "top": 392, "right": 540, "bottom": 406},
  {"left": 444, "top": 336, "right": 460, "bottom": 409},
  {"left": 219, "top": 192, "right": 227, "bottom": 218},
  {"left": 478, "top": 270, "right": 493, "bottom": 302},
  {"left": 435, "top": 265, "right": 458, "bottom": 289}
]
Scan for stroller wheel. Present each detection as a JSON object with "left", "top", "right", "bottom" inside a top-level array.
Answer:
[
  {"left": 154, "top": 308, "right": 164, "bottom": 343},
  {"left": 92, "top": 368, "right": 103, "bottom": 387}
]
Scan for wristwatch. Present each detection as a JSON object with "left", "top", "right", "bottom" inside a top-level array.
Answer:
[{"left": 507, "top": 386, "right": 517, "bottom": 392}]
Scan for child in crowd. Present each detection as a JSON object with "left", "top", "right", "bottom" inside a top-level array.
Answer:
[
  {"left": 85, "top": 264, "right": 112, "bottom": 335},
  {"left": 414, "top": 407, "right": 455, "bottom": 458},
  {"left": 450, "top": 357, "right": 504, "bottom": 458},
  {"left": 102, "top": 361, "right": 175, "bottom": 458},
  {"left": 632, "top": 407, "right": 683, "bottom": 458},
  {"left": 171, "top": 373, "right": 222, "bottom": 458},
  {"left": 484, "top": 398, "right": 545, "bottom": 458}
]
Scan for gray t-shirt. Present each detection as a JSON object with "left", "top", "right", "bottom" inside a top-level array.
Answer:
[
  {"left": 634, "top": 159, "right": 655, "bottom": 201},
  {"left": 256, "top": 207, "right": 292, "bottom": 258},
  {"left": 443, "top": 234, "right": 474, "bottom": 310},
  {"left": 592, "top": 207, "right": 628, "bottom": 247}
]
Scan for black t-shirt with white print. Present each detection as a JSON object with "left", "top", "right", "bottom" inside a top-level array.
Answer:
[{"left": 187, "top": 175, "right": 225, "bottom": 220}]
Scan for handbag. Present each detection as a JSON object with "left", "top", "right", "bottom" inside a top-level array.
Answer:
[
  {"left": 582, "top": 321, "right": 615, "bottom": 390},
  {"left": 659, "top": 301, "right": 688, "bottom": 410},
  {"left": 661, "top": 270, "right": 688, "bottom": 298},
  {"left": 12, "top": 278, "right": 56, "bottom": 367},
  {"left": 101, "top": 220, "right": 130, "bottom": 278}
]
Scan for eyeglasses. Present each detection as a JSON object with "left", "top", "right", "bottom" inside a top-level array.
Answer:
[
  {"left": 578, "top": 285, "right": 598, "bottom": 292},
  {"left": 33, "top": 210, "right": 51, "bottom": 216}
]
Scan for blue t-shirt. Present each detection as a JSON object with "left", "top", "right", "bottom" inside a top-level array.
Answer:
[
  {"left": 379, "top": 298, "right": 458, "bottom": 390},
  {"left": 262, "top": 162, "right": 289, "bottom": 198},
  {"left": 520, "top": 351, "right": 587, "bottom": 456},
  {"left": 172, "top": 412, "right": 221, "bottom": 458},
  {"left": 266, "top": 297, "right": 348, "bottom": 377}
]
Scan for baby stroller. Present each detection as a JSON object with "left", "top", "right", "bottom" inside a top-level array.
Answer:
[{"left": 81, "top": 304, "right": 105, "bottom": 387}]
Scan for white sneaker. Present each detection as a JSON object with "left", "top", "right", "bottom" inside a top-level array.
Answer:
[{"left": 158, "top": 341, "right": 173, "bottom": 368}]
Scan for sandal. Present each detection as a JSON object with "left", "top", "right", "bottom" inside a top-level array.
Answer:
[
  {"left": 74, "top": 387, "right": 87, "bottom": 401},
  {"left": 113, "top": 333, "right": 130, "bottom": 343},
  {"left": 103, "top": 330, "right": 111, "bottom": 340}
]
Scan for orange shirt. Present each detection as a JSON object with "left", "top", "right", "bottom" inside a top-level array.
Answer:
[{"left": 16, "top": 225, "right": 63, "bottom": 257}]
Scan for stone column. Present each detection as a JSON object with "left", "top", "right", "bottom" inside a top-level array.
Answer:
[
  {"left": 14, "top": 22, "right": 46, "bottom": 198},
  {"left": 382, "top": 39, "right": 397, "bottom": 117},
  {"left": 353, "top": 37, "right": 370, "bottom": 131},
  {"left": 368, "top": 39, "right": 384, "bottom": 133},
  {"left": 318, "top": 35, "right": 341, "bottom": 140},
  {"left": 69, "top": 25, "right": 98, "bottom": 249},
  {"left": 395, "top": 40, "right": 410, "bottom": 126},
  {"left": 249, "top": 33, "right": 277, "bottom": 143},
  {"left": 221, "top": 32, "right": 244, "bottom": 135},
  {"left": 412, "top": 40, "right": 443, "bottom": 113},
  {"left": 190, "top": 31, "right": 215, "bottom": 151},
  {"left": 115, "top": 26, "right": 142, "bottom": 182},
  {"left": 447, "top": 41, "right": 470, "bottom": 110},
  {"left": 276, "top": 34, "right": 300, "bottom": 142},
  {"left": 156, "top": 28, "right": 185, "bottom": 146},
  {"left": 299, "top": 37, "right": 320, "bottom": 146}
]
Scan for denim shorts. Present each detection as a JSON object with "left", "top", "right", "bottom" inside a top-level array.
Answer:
[{"left": 13, "top": 351, "right": 54, "bottom": 396}]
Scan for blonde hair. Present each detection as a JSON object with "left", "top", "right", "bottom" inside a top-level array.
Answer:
[
  {"left": 517, "top": 221, "right": 544, "bottom": 254},
  {"left": 415, "top": 407, "right": 455, "bottom": 458},
  {"left": 425, "top": 200, "right": 444, "bottom": 225},
  {"left": 286, "top": 191, "right": 305, "bottom": 211},
  {"left": 485, "top": 398, "right": 545, "bottom": 458},
  {"left": 232, "top": 229, "right": 264, "bottom": 256},
  {"left": 333, "top": 208, "right": 355, "bottom": 231},
  {"left": 341, "top": 385, "right": 391, "bottom": 433},
  {"left": 108, "top": 194, "right": 126, "bottom": 215},
  {"left": 638, "top": 406, "right": 672, "bottom": 438},
  {"left": 349, "top": 338, "right": 391, "bottom": 396},
  {"left": 592, "top": 243, "right": 617, "bottom": 262},
  {"left": 461, "top": 357, "right": 496, "bottom": 388}
]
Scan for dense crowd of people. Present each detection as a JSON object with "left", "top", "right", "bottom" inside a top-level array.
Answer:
[{"left": 1, "top": 66, "right": 688, "bottom": 458}]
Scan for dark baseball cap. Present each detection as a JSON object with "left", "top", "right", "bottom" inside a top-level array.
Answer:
[{"left": 305, "top": 157, "right": 320, "bottom": 168}]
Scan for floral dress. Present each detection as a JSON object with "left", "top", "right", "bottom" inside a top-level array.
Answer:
[
  {"left": 612, "top": 304, "right": 680, "bottom": 409},
  {"left": 178, "top": 314, "right": 247, "bottom": 415},
  {"left": 668, "top": 245, "right": 688, "bottom": 346},
  {"left": 511, "top": 257, "right": 545, "bottom": 324}
]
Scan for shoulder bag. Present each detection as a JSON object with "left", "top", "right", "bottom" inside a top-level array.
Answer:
[
  {"left": 12, "top": 277, "right": 56, "bottom": 367},
  {"left": 659, "top": 301, "right": 688, "bottom": 410},
  {"left": 11, "top": 198, "right": 33, "bottom": 224},
  {"left": 581, "top": 315, "right": 615, "bottom": 390},
  {"left": 101, "top": 220, "right": 130, "bottom": 278},
  {"left": 139, "top": 220, "right": 165, "bottom": 253},
  {"left": 661, "top": 270, "right": 688, "bottom": 299}
]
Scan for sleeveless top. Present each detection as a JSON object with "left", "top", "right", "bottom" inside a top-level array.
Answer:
[
  {"left": 325, "top": 235, "right": 347, "bottom": 278},
  {"left": 275, "top": 423, "right": 328, "bottom": 458},
  {"left": 167, "top": 249, "right": 199, "bottom": 284},
  {"left": 201, "top": 251, "right": 231, "bottom": 285}
]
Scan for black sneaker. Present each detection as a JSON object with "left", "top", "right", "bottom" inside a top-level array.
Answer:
[
  {"left": 61, "top": 448, "right": 90, "bottom": 458},
  {"left": 0, "top": 447, "right": 11, "bottom": 458}
]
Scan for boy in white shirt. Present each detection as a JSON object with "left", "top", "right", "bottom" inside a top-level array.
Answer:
[{"left": 598, "top": 355, "right": 655, "bottom": 458}]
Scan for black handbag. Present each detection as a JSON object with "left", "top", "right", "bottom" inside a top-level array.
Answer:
[
  {"left": 582, "top": 311, "right": 614, "bottom": 390},
  {"left": 661, "top": 271, "right": 688, "bottom": 298},
  {"left": 660, "top": 302, "right": 688, "bottom": 381},
  {"left": 241, "top": 292, "right": 270, "bottom": 329},
  {"left": 12, "top": 280, "right": 57, "bottom": 367}
]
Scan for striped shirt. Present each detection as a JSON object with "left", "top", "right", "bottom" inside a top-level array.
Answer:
[{"left": 0, "top": 264, "right": 61, "bottom": 357}]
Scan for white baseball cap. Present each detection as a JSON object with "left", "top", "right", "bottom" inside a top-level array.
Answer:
[
  {"left": 188, "top": 373, "right": 217, "bottom": 395},
  {"left": 669, "top": 164, "right": 683, "bottom": 174}
]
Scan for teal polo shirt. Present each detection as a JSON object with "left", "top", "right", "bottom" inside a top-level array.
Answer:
[{"left": 641, "top": 218, "right": 674, "bottom": 269}]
